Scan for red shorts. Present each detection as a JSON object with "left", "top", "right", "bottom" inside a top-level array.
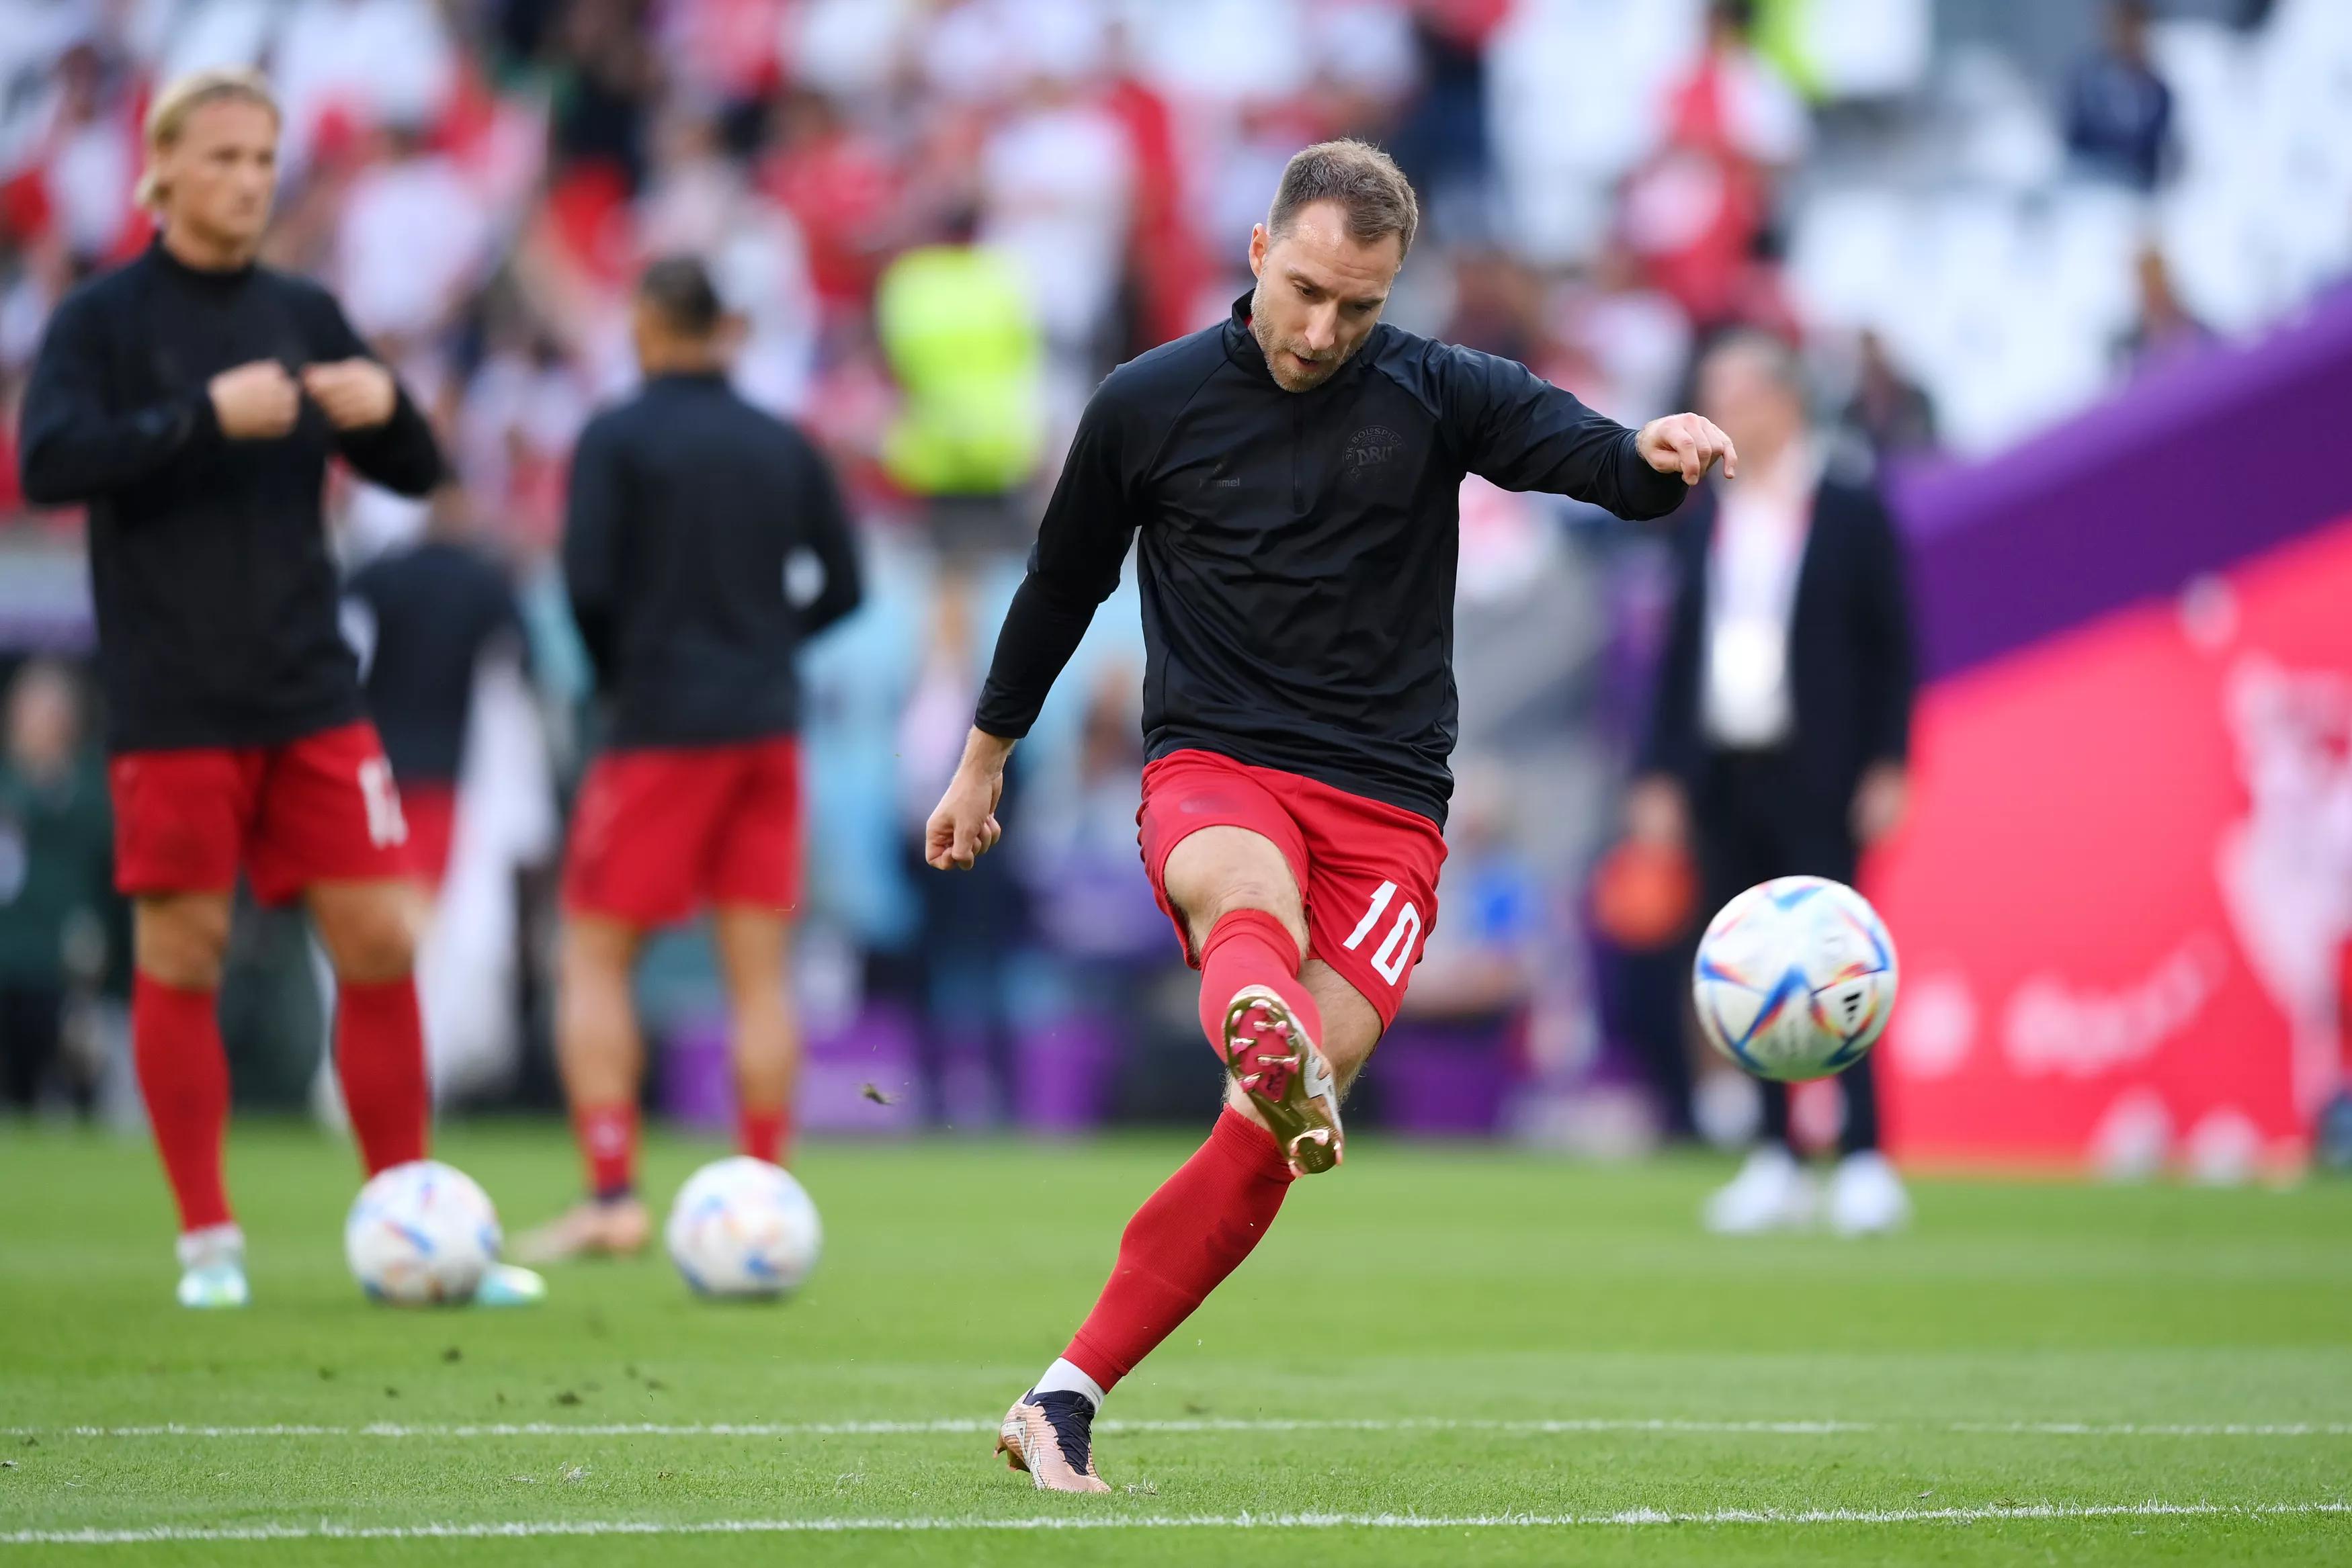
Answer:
[
  {"left": 562, "top": 739, "right": 803, "bottom": 927},
  {"left": 1137, "top": 748, "right": 1447, "bottom": 1031},
  {"left": 401, "top": 781, "right": 457, "bottom": 888},
  {"left": 108, "top": 721, "right": 416, "bottom": 904}
]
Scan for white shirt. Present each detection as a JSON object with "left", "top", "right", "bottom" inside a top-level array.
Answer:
[{"left": 1702, "top": 442, "right": 1820, "bottom": 750}]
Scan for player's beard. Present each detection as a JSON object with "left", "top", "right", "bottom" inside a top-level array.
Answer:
[{"left": 1249, "top": 280, "right": 1351, "bottom": 393}]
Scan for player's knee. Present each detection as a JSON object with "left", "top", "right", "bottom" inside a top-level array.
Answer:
[
  {"left": 560, "top": 916, "right": 639, "bottom": 993},
  {"left": 1194, "top": 880, "right": 1307, "bottom": 955},
  {"left": 331, "top": 916, "right": 416, "bottom": 984},
  {"left": 134, "top": 896, "right": 232, "bottom": 990},
  {"left": 314, "top": 889, "right": 420, "bottom": 984}
]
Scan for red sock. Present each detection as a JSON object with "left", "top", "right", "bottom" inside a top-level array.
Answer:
[
  {"left": 574, "top": 1103, "right": 638, "bottom": 1200},
  {"left": 335, "top": 977, "right": 431, "bottom": 1174},
  {"left": 1197, "top": 909, "right": 1322, "bottom": 1059},
  {"left": 1064, "top": 1107, "right": 1295, "bottom": 1393},
  {"left": 132, "top": 973, "right": 234, "bottom": 1234},
  {"left": 739, "top": 1105, "right": 790, "bottom": 1166}
]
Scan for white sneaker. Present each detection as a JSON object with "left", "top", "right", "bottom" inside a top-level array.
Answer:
[
  {"left": 175, "top": 1223, "right": 250, "bottom": 1309},
  {"left": 473, "top": 1262, "right": 548, "bottom": 1308},
  {"left": 1828, "top": 1151, "right": 1911, "bottom": 1236},
  {"left": 1704, "top": 1147, "right": 1816, "bottom": 1234}
]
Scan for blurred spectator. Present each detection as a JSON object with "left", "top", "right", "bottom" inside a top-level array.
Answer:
[
  {"left": 0, "top": 659, "right": 110, "bottom": 1113},
  {"left": 1840, "top": 329, "right": 1937, "bottom": 460},
  {"left": 1397, "top": 763, "right": 1541, "bottom": 1027},
  {"left": 13, "top": 40, "right": 144, "bottom": 267},
  {"left": 548, "top": 0, "right": 660, "bottom": 191},
  {"left": 1630, "top": 333, "right": 1917, "bottom": 1232},
  {"left": 2063, "top": 1, "right": 2175, "bottom": 193},
  {"left": 1622, "top": 1, "right": 1806, "bottom": 331},
  {"left": 1547, "top": 241, "right": 1692, "bottom": 425},
  {"left": 897, "top": 568, "right": 1024, "bottom": 1123},
  {"left": 334, "top": 122, "right": 493, "bottom": 349},
  {"left": 874, "top": 211, "right": 1045, "bottom": 557},
  {"left": 2119, "top": 242, "right": 2216, "bottom": 374}
]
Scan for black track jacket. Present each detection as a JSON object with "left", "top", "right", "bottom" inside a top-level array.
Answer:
[
  {"left": 563, "top": 373, "right": 864, "bottom": 749},
  {"left": 19, "top": 242, "right": 442, "bottom": 753},
  {"left": 974, "top": 294, "right": 1689, "bottom": 825}
]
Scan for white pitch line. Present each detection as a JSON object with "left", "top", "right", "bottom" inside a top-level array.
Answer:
[
  {"left": 5, "top": 1500, "right": 2347, "bottom": 1546},
  {"left": 11, "top": 1417, "right": 2350, "bottom": 1439}
]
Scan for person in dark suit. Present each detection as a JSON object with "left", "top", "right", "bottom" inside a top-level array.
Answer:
[{"left": 1630, "top": 331, "right": 1919, "bottom": 1234}]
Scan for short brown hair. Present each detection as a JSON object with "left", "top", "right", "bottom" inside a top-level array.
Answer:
[
  {"left": 1266, "top": 139, "right": 1419, "bottom": 260},
  {"left": 637, "top": 255, "right": 726, "bottom": 337},
  {"left": 136, "top": 69, "right": 280, "bottom": 210}
]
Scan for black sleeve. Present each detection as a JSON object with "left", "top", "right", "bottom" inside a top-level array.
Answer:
[
  {"left": 1430, "top": 342, "right": 1687, "bottom": 521},
  {"left": 310, "top": 290, "right": 443, "bottom": 498},
  {"left": 562, "top": 415, "right": 630, "bottom": 686},
  {"left": 1636, "top": 515, "right": 1707, "bottom": 788},
  {"left": 1850, "top": 488, "right": 1917, "bottom": 767},
  {"left": 791, "top": 441, "right": 864, "bottom": 639},
  {"left": 17, "top": 291, "right": 222, "bottom": 505},
  {"left": 972, "top": 389, "right": 1138, "bottom": 740}
]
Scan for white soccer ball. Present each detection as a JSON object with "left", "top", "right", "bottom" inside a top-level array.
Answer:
[
  {"left": 344, "top": 1160, "right": 502, "bottom": 1305},
  {"left": 1693, "top": 876, "right": 1899, "bottom": 1082},
  {"left": 665, "top": 1156, "right": 823, "bottom": 1300}
]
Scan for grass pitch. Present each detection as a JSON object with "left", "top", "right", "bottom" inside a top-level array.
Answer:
[{"left": 2, "top": 1122, "right": 2347, "bottom": 1565}]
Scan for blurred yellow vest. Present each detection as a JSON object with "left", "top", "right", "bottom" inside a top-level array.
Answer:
[{"left": 876, "top": 244, "right": 1045, "bottom": 498}]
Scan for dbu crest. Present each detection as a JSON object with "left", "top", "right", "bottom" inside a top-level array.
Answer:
[{"left": 1341, "top": 425, "right": 1402, "bottom": 478}]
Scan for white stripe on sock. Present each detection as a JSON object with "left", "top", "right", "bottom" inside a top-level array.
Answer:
[{"left": 1032, "top": 1358, "right": 1108, "bottom": 1411}]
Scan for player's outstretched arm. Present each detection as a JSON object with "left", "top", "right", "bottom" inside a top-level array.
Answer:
[
  {"left": 1431, "top": 343, "right": 1727, "bottom": 521},
  {"left": 925, "top": 728, "right": 1011, "bottom": 871}
]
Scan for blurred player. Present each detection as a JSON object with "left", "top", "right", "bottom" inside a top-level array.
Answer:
[
  {"left": 17, "top": 70, "right": 541, "bottom": 1308},
  {"left": 341, "top": 494, "right": 532, "bottom": 894},
  {"left": 517, "top": 258, "right": 864, "bottom": 1262},
  {"left": 925, "top": 140, "right": 1734, "bottom": 1489}
]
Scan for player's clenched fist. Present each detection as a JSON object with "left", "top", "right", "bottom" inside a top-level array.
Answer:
[
  {"left": 1636, "top": 412, "right": 1738, "bottom": 486},
  {"left": 302, "top": 358, "right": 398, "bottom": 431},
  {"left": 925, "top": 729, "right": 1012, "bottom": 871},
  {"left": 206, "top": 359, "right": 300, "bottom": 439}
]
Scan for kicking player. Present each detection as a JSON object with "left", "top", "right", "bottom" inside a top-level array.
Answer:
[
  {"left": 925, "top": 141, "right": 1734, "bottom": 1489},
  {"left": 17, "top": 69, "right": 540, "bottom": 1308},
  {"left": 517, "top": 258, "right": 863, "bottom": 1262}
]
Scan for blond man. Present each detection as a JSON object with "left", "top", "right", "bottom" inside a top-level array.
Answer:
[{"left": 19, "top": 71, "right": 540, "bottom": 1309}]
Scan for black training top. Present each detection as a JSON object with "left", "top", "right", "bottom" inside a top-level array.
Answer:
[
  {"left": 974, "top": 294, "right": 1689, "bottom": 825},
  {"left": 345, "top": 539, "right": 528, "bottom": 785},
  {"left": 19, "top": 241, "right": 443, "bottom": 754},
  {"left": 562, "top": 373, "right": 864, "bottom": 749}
]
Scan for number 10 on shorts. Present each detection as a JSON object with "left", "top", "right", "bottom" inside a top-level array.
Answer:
[{"left": 1343, "top": 880, "right": 1421, "bottom": 985}]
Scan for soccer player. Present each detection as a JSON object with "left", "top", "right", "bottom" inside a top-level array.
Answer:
[
  {"left": 17, "top": 69, "right": 540, "bottom": 1308},
  {"left": 517, "top": 258, "right": 864, "bottom": 1262},
  {"left": 925, "top": 141, "right": 1734, "bottom": 1490},
  {"left": 342, "top": 500, "right": 533, "bottom": 893}
]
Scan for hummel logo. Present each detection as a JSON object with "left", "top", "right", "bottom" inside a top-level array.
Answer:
[{"left": 1205, "top": 462, "right": 1241, "bottom": 489}]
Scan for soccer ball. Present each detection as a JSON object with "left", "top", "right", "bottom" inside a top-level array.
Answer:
[
  {"left": 1693, "top": 876, "right": 1898, "bottom": 1082},
  {"left": 344, "top": 1160, "right": 503, "bottom": 1305},
  {"left": 665, "top": 1157, "right": 823, "bottom": 1299}
]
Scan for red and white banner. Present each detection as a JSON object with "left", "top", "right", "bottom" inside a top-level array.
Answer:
[{"left": 1870, "top": 517, "right": 2352, "bottom": 1174}]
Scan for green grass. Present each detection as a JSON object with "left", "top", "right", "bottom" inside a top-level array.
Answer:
[{"left": 2, "top": 1123, "right": 2349, "bottom": 1565}]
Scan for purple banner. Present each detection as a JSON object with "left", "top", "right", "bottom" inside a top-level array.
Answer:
[{"left": 1888, "top": 283, "right": 2352, "bottom": 681}]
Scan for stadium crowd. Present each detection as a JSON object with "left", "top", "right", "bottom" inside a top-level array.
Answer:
[{"left": 1, "top": 0, "right": 2347, "bottom": 1146}]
